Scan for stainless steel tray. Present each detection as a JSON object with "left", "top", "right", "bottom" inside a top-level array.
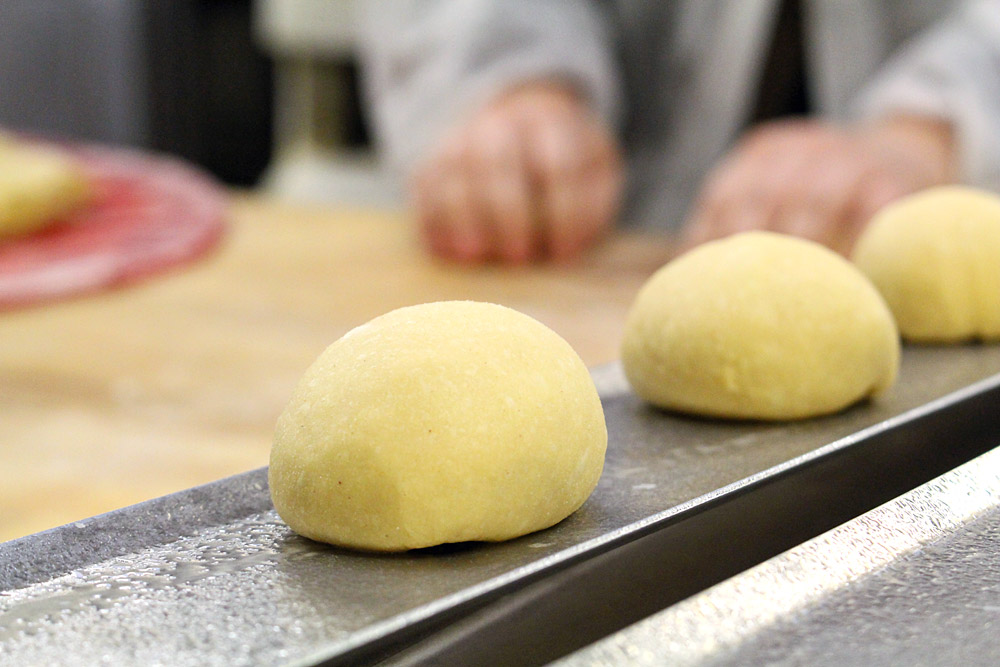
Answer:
[
  {"left": 2, "top": 345, "right": 1000, "bottom": 666},
  {"left": 557, "top": 437, "right": 1000, "bottom": 667}
]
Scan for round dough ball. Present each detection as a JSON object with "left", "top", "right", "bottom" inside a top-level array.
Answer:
[
  {"left": 622, "top": 232, "right": 899, "bottom": 420},
  {"left": 270, "top": 301, "right": 607, "bottom": 552},
  {"left": 851, "top": 186, "right": 1000, "bottom": 343}
]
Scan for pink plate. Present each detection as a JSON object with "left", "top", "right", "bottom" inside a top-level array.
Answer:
[{"left": 0, "top": 144, "right": 227, "bottom": 309}]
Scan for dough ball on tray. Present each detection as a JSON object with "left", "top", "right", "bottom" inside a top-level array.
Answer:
[
  {"left": 622, "top": 232, "right": 899, "bottom": 421},
  {"left": 852, "top": 186, "right": 1000, "bottom": 343},
  {"left": 270, "top": 301, "right": 607, "bottom": 552}
]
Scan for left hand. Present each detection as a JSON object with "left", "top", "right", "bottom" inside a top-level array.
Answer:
[{"left": 680, "top": 116, "right": 957, "bottom": 255}]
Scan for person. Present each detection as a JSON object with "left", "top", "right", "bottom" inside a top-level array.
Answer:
[{"left": 360, "top": 0, "right": 1000, "bottom": 263}]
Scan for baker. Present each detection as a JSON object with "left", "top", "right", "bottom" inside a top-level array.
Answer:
[{"left": 360, "top": 0, "right": 1000, "bottom": 262}]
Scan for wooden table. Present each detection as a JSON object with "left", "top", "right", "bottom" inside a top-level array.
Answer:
[{"left": 0, "top": 196, "right": 674, "bottom": 542}]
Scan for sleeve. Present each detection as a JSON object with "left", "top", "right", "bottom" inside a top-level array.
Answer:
[
  {"left": 357, "top": 0, "right": 623, "bottom": 174},
  {"left": 853, "top": 0, "right": 1000, "bottom": 190}
]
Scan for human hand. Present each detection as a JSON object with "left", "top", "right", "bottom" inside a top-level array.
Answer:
[
  {"left": 681, "top": 116, "right": 957, "bottom": 255},
  {"left": 409, "top": 82, "right": 623, "bottom": 263}
]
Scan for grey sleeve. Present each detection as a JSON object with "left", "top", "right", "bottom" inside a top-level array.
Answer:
[
  {"left": 358, "top": 0, "right": 622, "bottom": 174},
  {"left": 854, "top": 0, "right": 1000, "bottom": 190}
]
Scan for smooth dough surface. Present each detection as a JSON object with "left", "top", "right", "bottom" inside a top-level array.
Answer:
[
  {"left": 270, "top": 301, "right": 607, "bottom": 552},
  {"left": 851, "top": 186, "right": 1000, "bottom": 343},
  {"left": 622, "top": 232, "right": 899, "bottom": 420},
  {"left": 0, "top": 134, "right": 91, "bottom": 238}
]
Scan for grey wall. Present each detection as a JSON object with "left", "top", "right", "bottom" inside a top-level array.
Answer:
[
  {"left": 0, "top": 0, "right": 275, "bottom": 186},
  {"left": 0, "top": 0, "right": 150, "bottom": 146}
]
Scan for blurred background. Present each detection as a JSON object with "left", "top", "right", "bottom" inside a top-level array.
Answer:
[{"left": 0, "top": 0, "right": 399, "bottom": 204}]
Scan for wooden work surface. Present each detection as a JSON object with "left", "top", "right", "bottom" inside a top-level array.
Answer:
[{"left": 0, "top": 195, "right": 674, "bottom": 542}]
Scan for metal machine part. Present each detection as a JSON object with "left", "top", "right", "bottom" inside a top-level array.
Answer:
[
  {"left": 369, "top": 367, "right": 1000, "bottom": 667},
  {"left": 2, "top": 346, "right": 999, "bottom": 666},
  {"left": 557, "top": 441, "right": 1000, "bottom": 667}
]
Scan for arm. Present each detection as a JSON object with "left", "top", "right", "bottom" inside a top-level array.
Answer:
[
  {"left": 360, "top": 0, "right": 622, "bottom": 174},
  {"left": 359, "top": 1, "right": 625, "bottom": 262},
  {"left": 682, "top": 1, "right": 1000, "bottom": 256},
  {"left": 854, "top": 0, "right": 1000, "bottom": 191}
]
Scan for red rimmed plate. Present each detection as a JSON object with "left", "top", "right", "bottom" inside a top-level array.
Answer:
[{"left": 0, "top": 144, "right": 227, "bottom": 309}]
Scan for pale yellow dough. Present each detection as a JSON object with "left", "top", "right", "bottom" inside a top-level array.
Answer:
[
  {"left": 0, "top": 134, "right": 91, "bottom": 238},
  {"left": 269, "top": 301, "right": 607, "bottom": 552},
  {"left": 622, "top": 232, "right": 899, "bottom": 421},
  {"left": 851, "top": 186, "right": 1000, "bottom": 343}
]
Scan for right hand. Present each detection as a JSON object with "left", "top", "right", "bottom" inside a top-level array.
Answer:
[{"left": 410, "top": 82, "right": 624, "bottom": 263}]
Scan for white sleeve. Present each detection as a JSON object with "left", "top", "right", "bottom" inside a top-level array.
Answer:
[
  {"left": 854, "top": 0, "right": 1000, "bottom": 190},
  {"left": 358, "top": 0, "right": 622, "bottom": 174}
]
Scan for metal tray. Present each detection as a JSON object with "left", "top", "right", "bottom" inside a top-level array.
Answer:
[
  {"left": 2, "top": 345, "right": 1000, "bottom": 666},
  {"left": 557, "top": 439, "right": 1000, "bottom": 667}
]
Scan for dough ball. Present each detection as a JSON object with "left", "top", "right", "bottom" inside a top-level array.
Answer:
[
  {"left": 851, "top": 186, "right": 1000, "bottom": 343},
  {"left": 270, "top": 301, "right": 607, "bottom": 552},
  {"left": 622, "top": 232, "right": 899, "bottom": 420},
  {"left": 0, "top": 135, "right": 91, "bottom": 238}
]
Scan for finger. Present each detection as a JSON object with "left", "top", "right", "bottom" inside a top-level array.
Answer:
[
  {"left": 414, "top": 137, "right": 488, "bottom": 263},
  {"left": 728, "top": 154, "right": 838, "bottom": 244},
  {"left": 846, "top": 173, "right": 911, "bottom": 253},
  {"left": 811, "top": 153, "right": 910, "bottom": 256},
  {"left": 721, "top": 197, "right": 775, "bottom": 237},
  {"left": 527, "top": 116, "right": 591, "bottom": 260},
  {"left": 437, "top": 133, "right": 493, "bottom": 261},
  {"left": 770, "top": 171, "right": 852, "bottom": 247},
  {"left": 708, "top": 161, "right": 781, "bottom": 236},
  {"left": 472, "top": 115, "right": 535, "bottom": 263},
  {"left": 552, "top": 135, "right": 624, "bottom": 262},
  {"left": 680, "top": 161, "right": 740, "bottom": 251},
  {"left": 751, "top": 155, "right": 816, "bottom": 232},
  {"left": 694, "top": 145, "right": 787, "bottom": 232},
  {"left": 776, "top": 205, "right": 829, "bottom": 244},
  {"left": 684, "top": 123, "right": 838, "bottom": 252},
  {"left": 855, "top": 174, "right": 909, "bottom": 225},
  {"left": 678, "top": 216, "right": 710, "bottom": 252},
  {"left": 680, "top": 193, "right": 733, "bottom": 253},
  {"left": 681, "top": 195, "right": 773, "bottom": 254},
  {"left": 409, "top": 164, "right": 451, "bottom": 257},
  {"left": 579, "top": 149, "right": 625, "bottom": 249},
  {"left": 781, "top": 160, "right": 873, "bottom": 252},
  {"left": 443, "top": 167, "right": 495, "bottom": 262},
  {"left": 722, "top": 123, "right": 842, "bottom": 235},
  {"left": 419, "top": 171, "right": 482, "bottom": 262}
]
